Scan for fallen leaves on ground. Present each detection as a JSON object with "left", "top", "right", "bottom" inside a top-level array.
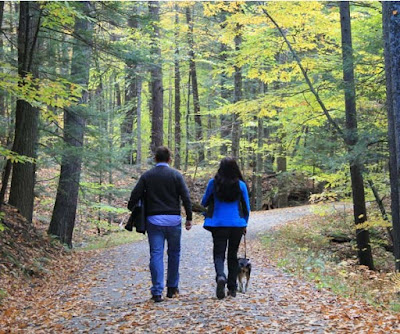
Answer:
[{"left": 1, "top": 206, "right": 400, "bottom": 333}]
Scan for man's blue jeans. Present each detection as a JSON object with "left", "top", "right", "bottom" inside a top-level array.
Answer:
[{"left": 147, "top": 222, "right": 182, "bottom": 296}]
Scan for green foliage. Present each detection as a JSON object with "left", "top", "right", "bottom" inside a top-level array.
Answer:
[
  {"left": 0, "top": 289, "right": 7, "bottom": 304},
  {"left": 0, "top": 65, "right": 83, "bottom": 110},
  {"left": 80, "top": 230, "right": 143, "bottom": 251},
  {"left": 0, "top": 212, "right": 5, "bottom": 233},
  {"left": 357, "top": 212, "right": 392, "bottom": 231},
  {"left": 0, "top": 147, "right": 36, "bottom": 164},
  {"left": 0, "top": 1, "right": 391, "bottom": 253},
  {"left": 89, "top": 203, "right": 129, "bottom": 215}
]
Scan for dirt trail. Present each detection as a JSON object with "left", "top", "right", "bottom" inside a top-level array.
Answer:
[
  {"left": 54, "top": 204, "right": 398, "bottom": 333},
  {"left": 6, "top": 204, "right": 398, "bottom": 333}
]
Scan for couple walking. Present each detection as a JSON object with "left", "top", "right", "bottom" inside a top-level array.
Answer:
[{"left": 128, "top": 146, "right": 250, "bottom": 302}]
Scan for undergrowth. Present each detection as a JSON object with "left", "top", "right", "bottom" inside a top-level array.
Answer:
[
  {"left": 261, "top": 203, "right": 400, "bottom": 311},
  {"left": 80, "top": 229, "right": 143, "bottom": 251}
]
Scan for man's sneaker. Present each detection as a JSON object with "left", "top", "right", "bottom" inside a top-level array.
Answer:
[
  {"left": 167, "top": 287, "right": 179, "bottom": 298},
  {"left": 151, "top": 295, "right": 163, "bottom": 303},
  {"left": 227, "top": 290, "right": 237, "bottom": 298},
  {"left": 216, "top": 276, "right": 226, "bottom": 300}
]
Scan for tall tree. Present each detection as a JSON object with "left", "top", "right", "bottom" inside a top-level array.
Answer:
[
  {"left": 7, "top": 2, "right": 41, "bottom": 222},
  {"left": 340, "top": 1, "right": 374, "bottom": 269},
  {"left": 262, "top": 3, "right": 375, "bottom": 268},
  {"left": 0, "top": 1, "right": 5, "bottom": 144},
  {"left": 255, "top": 117, "right": 263, "bottom": 210},
  {"left": 174, "top": 6, "right": 181, "bottom": 169},
  {"left": 136, "top": 72, "right": 143, "bottom": 166},
  {"left": 48, "top": 1, "right": 93, "bottom": 247},
  {"left": 383, "top": 1, "right": 400, "bottom": 271},
  {"left": 186, "top": 5, "right": 204, "bottom": 162},
  {"left": 121, "top": 10, "right": 139, "bottom": 164},
  {"left": 231, "top": 23, "right": 242, "bottom": 159},
  {"left": 149, "top": 1, "right": 163, "bottom": 153},
  {"left": 219, "top": 13, "right": 230, "bottom": 156}
]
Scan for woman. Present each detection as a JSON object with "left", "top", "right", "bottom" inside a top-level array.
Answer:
[{"left": 201, "top": 157, "right": 250, "bottom": 299}]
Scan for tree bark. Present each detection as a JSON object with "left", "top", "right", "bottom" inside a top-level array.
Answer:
[
  {"left": 383, "top": 1, "right": 400, "bottom": 271},
  {"left": 186, "top": 6, "right": 204, "bottom": 163},
  {"left": 121, "top": 12, "right": 139, "bottom": 164},
  {"left": 185, "top": 72, "right": 191, "bottom": 172},
  {"left": 232, "top": 24, "right": 242, "bottom": 160},
  {"left": 0, "top": 2, "right": 3, "bottom": 37},
  {"left": 168, "top": 72, "right": 173, "bottom": 149},
  {"left": 149, "top": 1, "right": 163, "bottom": 153},
  {"left": 276, "top": 156, "right": 288, "bottom": 208},
  {"left": 136, "top": 72, "right": 142, "bottom": 166},
  {"left": 340, "top": 1, "right": 374, "bottom": 269},
  {"left": 8, "top": 2, "right": 41, "bottom": 222},
  {"left": 219, "top": 13, "right": 231, "bottom": 156},
  {"left": 256, "top": 117, "right": 263, "bottom": 210},
  {"left": 48, "top": 1, "right": 93, "bottom": 247},
  {"left": 0, "top": 1, "right": 5, "bottom": 144},
  {"left": 174, "top": 7, "right": 181, "bottom": 170},
  {"left": 121, "top": 68, "right": 136, "bottom": 164}
]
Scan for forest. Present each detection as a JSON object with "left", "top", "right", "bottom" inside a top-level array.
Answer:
[{"left": 1, "top": 0, "right": 400, "bottom": 329}]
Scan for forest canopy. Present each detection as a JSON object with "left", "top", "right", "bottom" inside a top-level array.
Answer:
[{"left": 1, "top": 1, "right": 400, "bottom": 271}]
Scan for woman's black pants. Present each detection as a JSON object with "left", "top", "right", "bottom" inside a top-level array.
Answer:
[{"left": 211, "top": 227, "right": 244, "bottom": 292}]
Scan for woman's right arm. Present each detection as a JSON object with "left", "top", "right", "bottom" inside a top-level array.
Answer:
[
  {"left": 241, "top": 182, "right": 251, "bottom": 222},
  {"left": 201, "top": 179, "right": 214, "bottom": 207}
]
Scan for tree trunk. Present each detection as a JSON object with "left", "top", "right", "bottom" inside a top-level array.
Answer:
[
  {"left": 185, "top": 72, "right": 191, "bottom": 172},
  {"left": 8, "top": 2, "right": 41, "bottom": 222},
  {"left": 48, "top": 1, "right": 93, "bottom": 247},
  {"left": 149, "top": 1, "right": 163, "bottom": 153},
  {"left": 276, "top": 156, "right": 288, "bottom": 208},
  {"left": 121, "top": 12, "right": 139, "bottom": 164},
  {"left": 0, "top": 3, "right": 12, "bottom": 206},
  {"left": 256, "top": 117, "right": 263, "bottom": 210},
  {"left": 136, "top": 72, "right": 142, "bottom": 166},
  {"left": 340, "top": 1, "right": 374, "bottom": 269},
  {"left": 263, "top": 125, "right": 274, "bottom": 173},
  {"left": 219, "top": 50, "right": 231, "bottom": 155},
  {"left": 219, "top": 14, "right": 230, "bottom": 156},
  {"left": 168, "top": 72, "right": 173, "bottom": 149},
  {"left": 174, "top": 7, "right": 181, "bottom": 170},
  {"left": 0, "top": 2, "right": 3, "bottom": 39},
  {"left": 0, "top": 1, "right": 5, "bottom": 145},
  {"left": 121, "top": 69, "right": 136, "bottom": 164},
  {"left": 232, "top": 24, "right": 242, "bottom": 160},
  {"left": 186, "top": 6, "right": 204, "bottom": 163},
  {"left": 383, "top": 1, "right": 400, "bottom": 271}
]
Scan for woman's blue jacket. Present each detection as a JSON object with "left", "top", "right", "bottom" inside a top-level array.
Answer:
[{"left": 201, "top": 179, "right": 250, "bottom": 228}]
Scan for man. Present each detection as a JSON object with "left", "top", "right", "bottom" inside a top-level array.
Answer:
[{"left": 128, "top": 146, "right": 192, "bottom": 302}]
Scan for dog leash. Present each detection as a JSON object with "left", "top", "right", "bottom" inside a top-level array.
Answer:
[{"left": 243, "top": 233, "right": 247, "bottom": 259}]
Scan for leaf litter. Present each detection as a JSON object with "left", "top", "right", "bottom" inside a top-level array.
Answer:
[{"left": 1, "top": 205, "right": 400, "bottom": 333}]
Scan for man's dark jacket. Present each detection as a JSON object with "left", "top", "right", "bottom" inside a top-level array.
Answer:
[{"left": 128, "top": 165, "right": 192, "bottom": 220}]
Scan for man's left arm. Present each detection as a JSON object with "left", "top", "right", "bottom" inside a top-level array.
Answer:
[{"left": 176, "top": 173, "right": 192, "bottom": 222}]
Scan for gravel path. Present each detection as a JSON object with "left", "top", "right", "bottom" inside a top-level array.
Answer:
[{"left": 62, "top": 205, "right": 399, "bottom": 333}]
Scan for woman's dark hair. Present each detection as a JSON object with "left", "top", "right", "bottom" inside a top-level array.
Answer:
[{"left": 214, "top": 157, "right": 244, "bottom": 202}]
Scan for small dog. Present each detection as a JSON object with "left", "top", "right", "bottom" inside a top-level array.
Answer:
[{"left": 237, "top": 258, "right": 251, "bottom": 293}]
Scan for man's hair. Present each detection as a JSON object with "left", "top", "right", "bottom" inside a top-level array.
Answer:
[{"left": 155, "top": 146, "right": 171, "bottom": 163}]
